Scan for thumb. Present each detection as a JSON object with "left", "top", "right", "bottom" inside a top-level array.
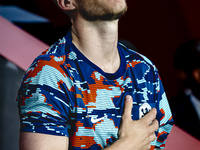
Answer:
[{"left": 122, "top": 95, "right": 133, "bottom": 120}]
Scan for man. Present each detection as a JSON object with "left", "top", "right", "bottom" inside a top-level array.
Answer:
[
  {"left": 170, "top": 39, "right": 200, "bottom": 140},
  {"left": 17, "top": 0, "right": 173, "bottom": 149}
]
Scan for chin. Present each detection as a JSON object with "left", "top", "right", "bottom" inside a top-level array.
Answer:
[
  {"left": 112, "top": 1, "right": 127, "bottom": 16},
  {"left": 76, "top": 0, "right": 127, "bottom": 21},
  {"left": 110, "top": 0, "right": 127, "bottom": 8}
]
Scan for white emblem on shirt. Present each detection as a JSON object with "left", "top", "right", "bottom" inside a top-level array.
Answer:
[
  {"left": 139, "top": 103, "right": 152, "bottom": 119},
  {"left": 91, "top": 115, "right": 106, "bottom": 123}
]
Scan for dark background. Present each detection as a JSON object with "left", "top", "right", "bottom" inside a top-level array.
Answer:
[
  {"left": 1, "top": 0, "right": 200, "bottom": 149},
  {"left": 118, "top": 0, "right": 200, "bottom": 99}
]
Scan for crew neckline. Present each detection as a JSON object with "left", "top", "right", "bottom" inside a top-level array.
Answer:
[{"left": 65, "top": 31, "right": 126, "bottom": 80}]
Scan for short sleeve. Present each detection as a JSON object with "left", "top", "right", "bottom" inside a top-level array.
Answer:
[
  {"left": 133, "top": 52, "right": 174, "bottom": 149},
  {"left": 17, "top": 54, "right": 74, "bottom": 137},
  {"left": 151, "top": 73, "right": 174, "bottom": 149}
]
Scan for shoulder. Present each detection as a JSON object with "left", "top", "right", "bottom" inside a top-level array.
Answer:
[
  {"left": 38, "top": 37, "right": 68, "bottom": 62},
  {"left": 118, "top": 42, "right": 157, "bottom": 72},
  {"left": 22, "top": 36, "right": 72, "bottom": 84},
  {"left": 28, "top": 37, "right": 69, "bottom": 71}
]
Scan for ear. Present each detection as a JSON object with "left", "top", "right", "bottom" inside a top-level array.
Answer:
[
  {"left": 56, "top": 0, "right": 75, "bottom": 11},
  {"left": 192, "top": 68, "right": 200, "bottom": 84}
]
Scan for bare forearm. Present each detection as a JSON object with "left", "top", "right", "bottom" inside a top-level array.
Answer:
[{"left": 19, "top": 132, "right": 69, "bottom": 150}]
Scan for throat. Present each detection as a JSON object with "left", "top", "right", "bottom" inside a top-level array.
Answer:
[
  {"left": 91, "top": 46, "right": 121, "bottom": 74},
  {"left": 99, "top": 58, "right": 121, "bottom": 74}
]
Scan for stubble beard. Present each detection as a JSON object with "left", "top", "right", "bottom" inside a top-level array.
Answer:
[{"left": 75, "top": 0, "right": 127, "bottom": 22}]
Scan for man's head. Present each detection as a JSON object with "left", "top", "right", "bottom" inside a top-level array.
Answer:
[{"left": 55, "top": 0, "right": 127, "bottom": 21}]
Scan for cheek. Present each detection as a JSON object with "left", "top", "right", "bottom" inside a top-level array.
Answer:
[{"left": 107, "top": 0, "right": 126, "bottom": 6}]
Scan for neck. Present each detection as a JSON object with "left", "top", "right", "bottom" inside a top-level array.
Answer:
[{"left": 71, "top": 17, "right": 120, "bottom": 73}]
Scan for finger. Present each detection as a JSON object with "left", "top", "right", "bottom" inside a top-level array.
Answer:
[
  {"left": 140, "top": 108, "right": 157, "bottom": 126},
  {"left": 142, "top": 133, "right": 155, "bottom": 150},
  {"left": 122, "top": 95, "right": 133, "bottom": 120},
  {"left": 150, "top": 132, "right": 157, "bottom": 142},
  {"left": 141, "top": 143, "right": 151, "bottom": 150},
  {"left": 148, "top": 144, "right": 151, "bottom": 150},
  {"left": 149, "top": 119, "right": 159, "bottom": 132}
]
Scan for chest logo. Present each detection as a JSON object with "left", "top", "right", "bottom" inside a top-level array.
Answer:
[
  {"left": 91, "top": 116, "right": 106, "bottom": 123},
  {"left": 139, "top": 103, "right": 152, "bottom": 118}
]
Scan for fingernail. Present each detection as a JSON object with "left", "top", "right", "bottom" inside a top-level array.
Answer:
[{"left": 125, "top": 95, "right": 132, "bottom": 101}]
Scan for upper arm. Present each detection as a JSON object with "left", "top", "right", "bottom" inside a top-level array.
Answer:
[
  {"left": 19, "top": 132, "right": 69, "bottom": 150},
  {"left": 153, "top": 71, "right": 173, "bottom": 148},
  {"left": 17, "top": 55, "right": 73, "bottom": 137}
]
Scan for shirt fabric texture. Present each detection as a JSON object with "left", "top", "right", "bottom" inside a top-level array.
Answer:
[{"left": 17, "top": 31, "right": 173, "bottom": 149}]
